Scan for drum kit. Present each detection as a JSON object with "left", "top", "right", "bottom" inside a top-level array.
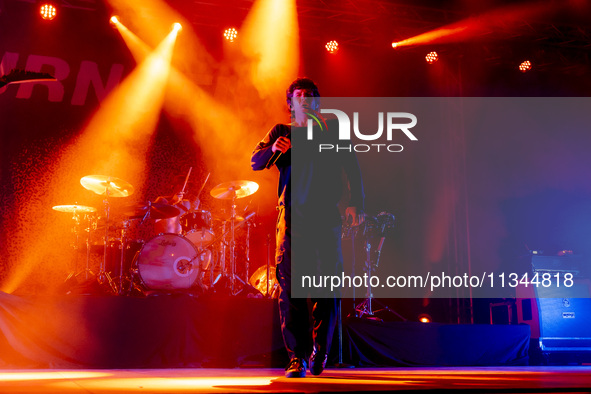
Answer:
[{"left": 53, "top": 174, "right": 264, "bottom": 296}]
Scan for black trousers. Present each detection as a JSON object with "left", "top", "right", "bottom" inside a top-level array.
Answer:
[{"left": 275, "top": 206, "right": 341, "bottom": 361}]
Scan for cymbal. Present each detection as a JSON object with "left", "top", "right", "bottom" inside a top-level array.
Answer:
[
  {"left": 212, "top": 214, "right": 244, "bottom": 222},
  {"left": 123, "top": 202, "right": 181, "bottom": 220},
  {"left": 249, "top": 265, "right": 278, "bottom": 298},
  {"left": 80, "top": 175, "right": 134, "bottom": 198},
  {"left": 213, "top": 210, "right": 255, "bottom": 223},
  {"left": 52, "top": 204, "right": 97, "bottom": 213},
  {"left": 210, "top": 180, "right": 259, "bottom": 200}
]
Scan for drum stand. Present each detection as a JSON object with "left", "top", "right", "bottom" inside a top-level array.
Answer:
[
  {"left": 117, "top": 219, "right": 131, "bottom": 296},
  {"left": 65, "top": 211, "right": 94, "bottom": 282},
  {"left": 79, "top": 212, "right": 97, "bottom": 282},
  {"left": 204, "top": 209, "right": 254, "bottom": 294},
  {"left": 228, "top": 193, "right": 246, "bottom": 295},
  {"left": 245, "top": 219, "right": 252, "bottom": 285},
  {"left": 217, "top": 221, "right": 227, "bottom": 288},
  {"left": 98, "top": 191, "right": 118, "bottom": 294}
]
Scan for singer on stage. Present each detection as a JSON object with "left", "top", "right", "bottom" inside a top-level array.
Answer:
[{"left": 251, "top": 77, "right": 364, "bottom": 378}]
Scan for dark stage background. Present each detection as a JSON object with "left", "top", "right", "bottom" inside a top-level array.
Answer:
[{"left": 1, "top": 0, "right": 591, "bottom": 325}]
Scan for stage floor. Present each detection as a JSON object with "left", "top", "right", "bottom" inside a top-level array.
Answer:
[{"left": 0, "top": 367, "right": 590, "bottom": 393}]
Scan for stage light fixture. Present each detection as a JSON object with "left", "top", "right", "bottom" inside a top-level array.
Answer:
[
  {"left": 391, "top": 42, "right": 398, "bottom": 48},
  {"left": 325, "top": 40, "right": 339, "bottom": 54},
  {"left": 172, "top": 22, "right": 182, "bottom": 33},
  {"left": 418, "top": 314, "right": 432, "bottom": 323},
  {"left": 39, "top": 3, "right": 57, "bottom": 20},
  {"left": 224, "top": 27, "right": 238, "bottom": 42},
  {"left": 425, "top": 51, "right": 438, "bottom": 64},
  {"left": 110, "top": 15, "right": 119, "bottom": 26},
  {"left": 519, "top": 60, "right": 532, "bottom": 72}
]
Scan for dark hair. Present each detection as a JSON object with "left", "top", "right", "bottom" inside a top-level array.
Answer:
[{"left": 286, "top": 77, "right": 320, "bottom": 109}]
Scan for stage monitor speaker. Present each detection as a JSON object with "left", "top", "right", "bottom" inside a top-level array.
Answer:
[
  {"left": 516, "top": 278, "right": 591, "bottom": 351},
  {"left": 535, "top": 279, "right": 591, "bottom": 352}
]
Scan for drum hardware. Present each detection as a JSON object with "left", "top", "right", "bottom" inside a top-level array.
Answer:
[
  {"left": 52, "top": 204, "right": 97, "bottom": 282},
  {"left": 248, "top": 233, "right": 278, "bottom": 298},
  {"left": 210, "top": 180, "right": 259, "bottom": 295},
  {"left": 193, "top": 210, "right": 256, "bottom": 294},
  {"left": 249, "top": 265, "right": 279, "bottom": 298},
  {"left": 217, "top": 220, "right": 227, "bottom": 289},
  {"left": 115, "top": 219, "right": 132, "bottom": 295},
  {"left": 81, "top": 175, "right": 134, "bottom": 295},
  {"left": 80, "top": 175, "right": 134, "bottom": 198},
  {"left": 52, "top": 204, "right": 98, "bottom": 214},
  {"left": 245, "top": 216, "right": 252, "bottom": 288},
  {"left": 209, "top": 180, "right": 259, "bottom": 200}
]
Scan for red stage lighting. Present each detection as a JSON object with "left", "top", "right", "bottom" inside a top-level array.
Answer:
[
  {"left": 224, "top": 28, "right": 238, "bottom": 42},
  {"left": 425, "top": 51, "right": 438, "bottom": 64},
  {"left": 39, "top": 3, "right": 57, "bottom": 20},
  {"left": 325, "top": 40, "right": 339, "bottom": 54},
  {"left": 418, "top": 314, "right": 432, "bottom": 323},
  {"left": 110, "top": 15, "right": 119, "bottom": 26},
  {"left": 519, "top": 60, "right": 532, "bottom": 72}
]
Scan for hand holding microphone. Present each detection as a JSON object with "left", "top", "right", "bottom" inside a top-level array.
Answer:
[
  {"left": 266, "top": 135, "right": 292, "bottom": 169},
  {"left": 273, "top": 136, "right": 291, "bottom": 154}
]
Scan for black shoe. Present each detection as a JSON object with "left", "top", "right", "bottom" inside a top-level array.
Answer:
[
  {"left": 285, "top": 357, "right": 307, "bottom": 378},
  {"left": 309, "top": 348, "right": 327, "bottom": 376}
]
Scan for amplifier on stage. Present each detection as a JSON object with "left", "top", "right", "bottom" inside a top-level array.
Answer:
[{"left": 530, "top": 253, "right": 585, "bottom": 277}]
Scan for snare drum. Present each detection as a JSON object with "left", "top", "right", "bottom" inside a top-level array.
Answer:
[
  {"left": 181, "top": 210, "right": 214, "bottom": 245},
  {"left": 135, "top": 233, "right": 200, "bottom": 290}
]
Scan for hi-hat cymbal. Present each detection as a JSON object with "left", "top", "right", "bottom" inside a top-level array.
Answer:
[
  {"left": 123, "top": 202, "right": 181, "bottom": 220},
  {"left": 210, "top": 180, "right": 259, "bottom": 200},
  {"left": 80, "top": 175, "right": 134, "bottom": 198},
  {"left": 52, "top": 204, "right": 97, "bottom": 213}
]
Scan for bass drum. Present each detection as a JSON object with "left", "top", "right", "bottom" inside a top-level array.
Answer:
[{"left": 135, "top": 233, "right": 199, "bottom": 290}]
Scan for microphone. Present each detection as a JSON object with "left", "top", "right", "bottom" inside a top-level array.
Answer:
[
  {"left": 265, "top": 132, "right": 291, "bottom": 169},
  {"left": 265, "top": 150, "right": 282, "bottom": 169}
]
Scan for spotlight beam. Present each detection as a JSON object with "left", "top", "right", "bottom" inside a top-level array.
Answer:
[
  {"left": 393, "top": 2, "right": 562, "bottom": 48},
  {"left": 1, "top": 29, "right": 179, "bottom": 294},
  {"left": 111, "top": 18, "right": 152, "bottom": 61},
  {"left": 240, "top": 0, "right": 299, "bottom": 98},
  {"left": 110, "top": 16, "right": 253, "bottom": 180}
]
